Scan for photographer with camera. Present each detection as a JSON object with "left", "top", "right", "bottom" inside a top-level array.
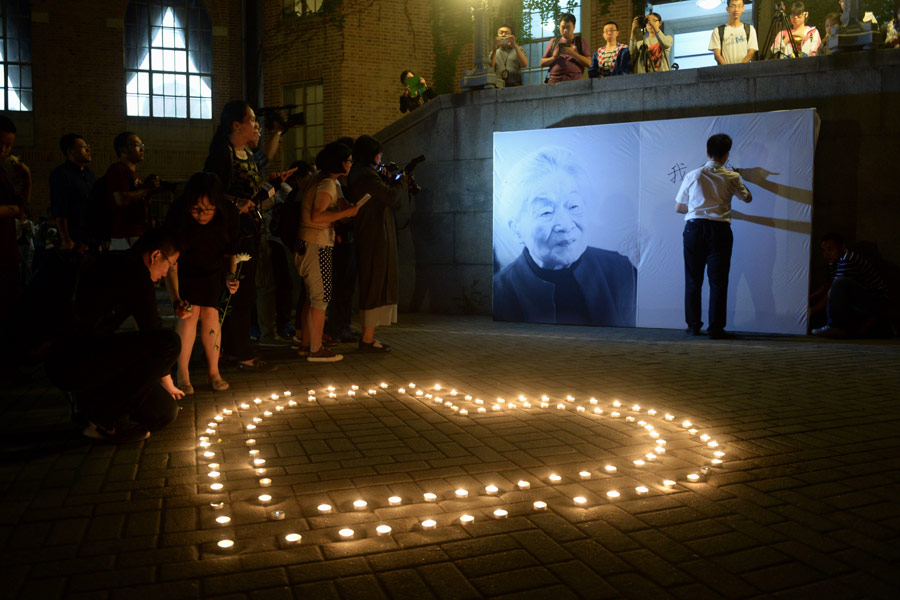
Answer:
[
  {"left": 347, "top": 135, "right": 410, "bottom": 353},
  {"left": 631, "top": 12, "right": 673, "bottom": 73},
  {"left": 491, "top": 23, "right": 528, "bottom": 87},
  {"left": 399, "top": 70, "right": 436, "bottom": 113},
  {"left": 541, "top": 12, "right": 591, "bottom": 83}
]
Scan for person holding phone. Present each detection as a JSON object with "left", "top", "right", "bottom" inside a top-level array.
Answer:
[
  {"left": 491, "top": 23, "right": 528, "bottom": 87},
  {"left": 541, "top": 12, "right": 591, "bottom": 83},
  {"left": 399, "top": 70, "right": 436, "bottom": 113}
]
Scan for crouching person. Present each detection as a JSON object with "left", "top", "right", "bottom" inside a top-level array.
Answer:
[{"left": 45, "top": 227, "right": 186, "bottom": 442}]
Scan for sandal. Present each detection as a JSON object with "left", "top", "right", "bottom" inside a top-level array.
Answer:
[
  {"left": 358, "top": 339, "right": 391, "bottom": 353},
  {"left": 237, "top": 359, "right": 278, "bottom": 373},
  {"left": 179, "top": 382, "right": 195, "bottom": 396},
  {"left": 208, "top": 376, "right": 230, "bottom": 392}
]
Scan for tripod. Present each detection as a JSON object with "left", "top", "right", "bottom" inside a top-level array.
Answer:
[
  {"left": 761, "top": 7, "right": 801, "bottom": 60},
  {"left": 635, "top": 28, "right": 658, "bottom": 73}
]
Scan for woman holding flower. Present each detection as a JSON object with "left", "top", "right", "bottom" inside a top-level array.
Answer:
[{"left": 164, "top": 172, "right": 238, "bottom": 393}]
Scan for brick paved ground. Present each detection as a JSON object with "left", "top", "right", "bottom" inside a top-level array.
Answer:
[{"left": 1, "top": 315, "right": 899, "bottom": 599}]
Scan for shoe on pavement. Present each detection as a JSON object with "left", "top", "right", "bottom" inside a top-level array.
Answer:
[
  {"left": 811, "top": 325, "right": 848, "bottom": 338},
  {"left": 237, "top": 359, "right": 278, "bottom": 372},
  {"left": 685, "top": 327, "right": 704, "bottom": 336},
  {"left": 83, "top": 420, "right": 150, "bottom": 443},
  {"left": 358, "top": 339, "right": 391, "bottom": 353},
  {"left": 307, "top": 346, "right": 343, "bottom": 362}
]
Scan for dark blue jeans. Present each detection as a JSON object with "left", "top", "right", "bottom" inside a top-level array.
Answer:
[
  {"left": 683, "top": 219, "right": 733, "bottom": 332},
  {"left": 827, "top": 276, "right": 887, "bottom": 328}
]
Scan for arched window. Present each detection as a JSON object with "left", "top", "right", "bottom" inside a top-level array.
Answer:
[
  {"left": 125, "top": 0, "right": 212, "bottom": 119},
  {"left": 1, "top": 0, "right": 32, "bottom": 111}
]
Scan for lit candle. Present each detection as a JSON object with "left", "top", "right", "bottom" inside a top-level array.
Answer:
[
  {"left": 548, "top": 474, "right": 561, "bottom": 483},
  {"left": 604, "top": 465, "right": 617, "bottom": 473},
  {"left": 633, "top": 460, "right": 645, "bottom": 466},
  {"left": 408, "top": 383, "right": 416, "bottom": 388},
  {"left": 338, "top": 528, "right": 354, "bottom": 539},
  {"left": 464, "top": 395, "right": 472, "bottom": 400},
  {"left": 533, "top": 501, "right": 547, "bottom": 510},
  {"left": 707, "top": 441, "right": 719, "bottom": 448},
  {"left": 317, "top": 504, "right": 332, "bottom": 513},
  {"left": 477, "top": 407, "right": 486, "bottom": 413},
  {"left": 645, "top": 453, "right": 656, "bottom": 460},
  {"left": 556, "top": 403, "right": 566, "bottom": 410},
  {"left": 688, "top": 428, "right": 698, "bottom": 435},
  {"left": 517, "top": 480, "right": 531, "bottom": 490},
  {"left": 663, "top": 479, "right": 676, "bottom": 487},
  {"left": 589, "top": 397, "right": 598, "bottom": 404},
  {"left": 254, "top": 397, "right": 263, "bottom": 404},
  {"left": 573, "top": 496, "right": 587, "bottom": 506},
  {"left": 210, "top": 483, "right": 224, "bottom": 491},
  {"left": 398, "top": 388, "right": 406, "bottom": 393},
  {"left": 256, "top": 468, "right": 266, "bottom": 475},
  {"left": 612, "top": 400, "right": 622, "bottom": 407},
  {"left": 245, "top": 424, "right": 256, "bottom": 431},
  {"left": 270, "top": 511, "right": 285, "bottom": 521},
  {"left": 258, "top": 494, "right": 272, "bottom": 503},
  {"left": 202, "top": 451, "right": 215, "bottom": 458},
  {"left": 308, "top": 389, "right": 315, "bottom": 394},
  {"left": 700, "top": 434, "right": 711, "bottom": 441},
  {"left": 493, "top": 509, "right": 508, "bottom": 519},
  {"left": 288, "top": 400, "right": 297, "bottom": 406},
  {"left": 541, "top": 402, "right": 549, "bottom": 408},
  {"left": 252, "top": 417, "right": 262, "bottom": 423},
  {"left": 475, "top": 398, "right": 484, "bottom": 405},
  {"left": 610, "top": 411, "right": 620, "bottom": 418},
  {"left": 328, "top": 393, "right": 336, "bottom": 398},
  {"left": 579, "top": 471, "right": 591, "bottom": 480},
  {"left": 376, "top": 524, "right": 392, "bottom": 536},
  {"left": 350, "top": 384, "right": 359, "bottom": 390},
  {"left": 347, "top": 390, "right": 356, "bottom": 396},
  {"left": 217, "top": 539, "right": 234, "bottom": 549},
  {"left": 647, "top": 409, "right": 657, "bottom": 415},
  {"left": 631, "top": 404, "right": 641, "bottom": 411},
  {"left": 711, "top": 459, "right": 723, "bottom": 465},
  {"left": 665, "top": 414, "right": 674, "bottom": 421},
  {"left": 380, "top": 382, "right": 388, "bottom": 389},
  {"left": 253, "top": 458, "right": 266, "bottom": 466},
  {"left": 210, "top": 501, "right": 224, "bottom": 509},
  {"left": 434, "top": 384, "right": 442, "bottom": 390},
  {"left": 455, "top": 489, "right": 468, "bottom": 498},
  {"left": 423, "top": 492, "right": 437, "bottom": 502},
  {"left": 208, "top": 471, "right": 220, "bottom": 479},
  {"left": 222, "top": 409, "right": 233, "bottom": 416},
  {"left": 421, "top": 519, "right": 437, "bottom": 529},
  {"left": 416, "top": 390, "right": 424, "bottom": 397},
  {"left": 682, "top": 420, "right": 692, "bottom": 428},
  {"left": 327, "top": 386, "right": 335, "bottom": 392},
  {"left": 593, "top": 407, "right": 603, "bottom": 414},
  {"left": 577, "top": 406, "right": 586, "bottom": 413},
  {"left": 215, "top": 515, "right": 231, "bottom": 524},
  {"left": 649, "top": 431, "right": 660, "bottom": 438},
  {"left": 249, "top": 449, "right": 260, "bottom": 456},
  {"left": 283, "top": 391, "right": 291, "bottom": 396},
  {"left": 566, "top": 395, "right": 574, "bottom": 402},
  {"left": 625, "top": 416, "right": 635, "bottom": 422},
  {"left": 493, "top": 404, "right": 502, "bottom": 411},
  {"left": 214, "top": 415, "right": 224, "bottom": 422},
  {"left": 635, "top": 486, "right": 649, "bottom": 494},
  {"left": 654, "top": 446, "right": 666, "bottom": 454},
  {"left": 263, "top": 410, "right": 273, "bottom": 417},
  {"left": 208, "top": 463, "right": 220, "bottom": 470},
  {"left": 606, "top": 490, "right": 620, "bottom": 499},
  {"left": 259, "top": 478, "right": 272, "bottom": 487},
  {"left": 285, "top": 533, "right": 302, "bottom": 543},
  {"left": 239, "top": 403, "right": 250, "bottom": 409},
  {"left": 198, "top": 441, "right": 211, "bottom": 449},
  {"left": 484, "top": 485, "right": 499, "bottom": 495},
  {"left": 687, "top": 473, "right": 700, "bottom": 482},
  {"left": 460, "top": 514, "right": 474, "bottom": 524},
  {"left": 713, "top": 451, "right": 724, "bottom": 457},
  {"left": 353, "top": 500, "right": 368, "bottom": 510},
  {"left": 388, "top": 496, "right": 402, "bottom": 506},
  {"left": 637, "top": 420, "right": 646, "bottom": 426},
  {"left": 459, "top": 409, "right": 469, "bottom": 415}
]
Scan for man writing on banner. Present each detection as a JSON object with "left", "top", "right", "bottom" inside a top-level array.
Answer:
[{"left": 675, "top": 134, "right": 752, "bottom": 339}]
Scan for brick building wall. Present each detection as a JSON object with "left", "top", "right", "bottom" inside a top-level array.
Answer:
[{"left": 8, "top": 0, "right": 243, "bottom": 218}]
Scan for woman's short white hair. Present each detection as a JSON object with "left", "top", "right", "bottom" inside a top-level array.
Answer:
[{"left": 498, "top": 146, "right": 587, "bottom": 228}]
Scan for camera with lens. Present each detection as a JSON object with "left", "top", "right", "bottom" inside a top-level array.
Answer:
[
  {"left": 257, "top": 105, "right": 306, "bottom": 133},
  {"left": 377, "top": 155, "right": 426, "bottom": 195},
  {"left": 636, "top": 15, "right": 648, "bottom": 29}
]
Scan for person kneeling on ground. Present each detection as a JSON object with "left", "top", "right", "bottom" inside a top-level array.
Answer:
[
  {"left": 41, "top": 228, "right": 186, "bottom": 442},
  {"left": 811, "top": 232, "right": 890, "bottom": 338}
]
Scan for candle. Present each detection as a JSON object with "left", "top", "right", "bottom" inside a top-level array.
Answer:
[
  {"left": 631, "top": 404, "right": 641, "bottom": 411},
  {"left": 687, "top": 473, "right": 700, "bottom": 482},
  {"left": 258, "top": 494, "right": 272, "bottom": 503},
  {"left": 317, "top": 504, "right": 332, "bottom": 513},
  {"left": 259, "top": 478, "right": 272, "bottom": 487},
  {"left": 388, "top": 496, "right": 402, "bottom": 506},
  {"left": 633, "top": 460, "right": 645, "bottom": 466},
  {"left": 202, "top": 451, "right": 215, "bottom": 458},
  {"left": 208, "top": 471, "right": 220, "bottom": 479},
  {"left": 348, "top": 390, "right": 356, "bottom": 396},
  {"left": 579, "top": 471, "right": 591, "bottom": 480},
  {"left": 283, "top": 391, "right": 291, "bottom": 396},
  {"left": 270, "top": 510, "right": 285, "bottom": 521},
  {"left": 477, "top": 407, "right": 486, "bottom": 413},
  {"left": 217, "top": 539, "right": 234, "bottom": 549},
  {"left": 408, "top": 383, "right": 416, "bottom": 388},
  {"left": 421, "top": 519, "right": 437, "bottom": 529},
  {"left": 398, "top": 388, "right": 406, "bottom": 393},
  {"left": 222, "top": 409, "right": 233, "bottom": 415},
  {"left": 493, "top": 404, "right": 502, "bottom": 411},
  {"left": 707, "top": 441, "right": 719, "bottom": 448},
  {"left": 688, "top": 428, "right": 698, "bottom": 435},
  {"left": 573, "top": 496, "right": 587, "bottom": 506},
  {"left": 606, "top": 490, "right": 620, "bottom": 499},
  {"left": 648, "top": 409, "right": 657, "bottom": 415},
  {"left": 517, "top": 480, "right": 531, "bottom": 489},
  {"left": 465, "top": 394, "right": 472, "bottom": 400},
  {"left": 285, "top": 533, "right": 302, "bottom": 543},
  {"left": 215, "top": 515, "right": 231, "bottom": 524},
  {"left": 208, "top": 463, "right": 220, "bottom": 470},
  {"left": 245, "top": 424, "right": 256, "bottom": 431},
  {"left": 637, "top": 420, "right": 646, "bottom": 426},
  {"left": 589, "top": 397, "right": 598, "bottom": 404},
  {"left": 252, "top": 417, "right": 262, "bottom": 423},
  {"left": 645, "top": 453, "right": 656, "bottom": 460},
  {"left": 287, "top": 399, "right": 297, "bottom": 407},
  {"left": 353, "top": 500, "right": 368, "bottom": 510},
  {"left": 263, "top": 410, "right": 273, "bottom": 417},
  {"left": 654, "top": 446, "right": 666, "bottom": 454},
  {"left": 460, "top": 514, "right": 474, "bottom": 524},
  {"left": 210, "top": 483, "right": 224, "bottom": 491},
  {"left": 415, "top": 390, "right": 423, "bottom": 396},
  {"left": 700, "top": 434, "right": 711, "bottom": 441},
  {"left": 327, "top": 386, "right": 335, "bottom": 392},
  {"left": 612, "top": 400, "right": 622, "bottom": 407},
  {"left": 635, "top": 486, "right": 649, "bottom": 494},
  {"left": 533, "top": 501, "right": 547, "bottom": 510},
  {"left": 566, "top": 395, "right": 574, "bottom": 402},
  {"left": 210, "top": 502, "right": 224, "bottom": 509},
  {"left": 434, "top": 384, "right": 442, "bottom": 390},
  {"left": 459, "top": 409, "right": 469, "bottom": 415},
  {"left": 455, "top": 489, "right": 468, "bottom": 498},
  {"left": 649, "top": 431, "right": 660, "bottom": 438},
  {"left": 625, "top": 416, "right": 635, "bottom": 422},
  {"left": 308, "top": 389, "right": 316, "bottom": 394},
  {"left": 253, "top": 458, "right": 266, "bottom": 466},
  {"left": 338, "top": 528, "right": 354, "bottom": 539},
  {"left": 610, "top": 411, "right": 620, "bottom": 418},
  {"left": 239, "top": 403, "right": 250, "bottom": 409},
  {"left": 254, "top": 397, "right": 263, "bottom": 404},
  {"left": 376, "top": 524, "right": 392, "bottom": 536},
  {"left": 665, "top": 413, "right": 674, "bottom": 421},
  {"left": 711, "top": 459, "right": 723, "bottom": 465},
  {"left": 475, "top": 398, "right": 484, "bottom": 404},
  {"left": 556, "top": 403, "right": 566, "bottom": 410},
  {"left": 577, "top": 406, "right": 586, "bottom": 413},
  {"left": 380, "top": 382, "right": 388, "bottom": 389},
  {"left": 198, "top": 441, "right": 211, "bottom": 449},
  {"left": 682, "top": 420, "right": 692, "bottom": 428},
  {"left": 249, "top": 449, "right": 260, "bottom": 456},
  {"left": 423, "top": 492, "right": 437, "bottom": 502},
  {"left": 604, "top": 465, "right": 617, "bottom": 473},
  {"left": 548, "top": 474, "right": 561, "bottom": 483},
  {"left": 593, "top": 407, "right": 603, "bottom": 414},
  {"left": 256, "top": 468, "right": 266, "bottom": 475},
  {"left": 493, "top": 509, "right": 508, "bottom": 519},
  {"left": 485, "top": 485, "right": 499, "bottom": 494},
  {"left": 214, "top": 415, "right": 224, "bottom": 422},
  {"left": 663, "top": 479, "right": 676, "bottom": 487},
  {"left": 714, "top": 451, "right": 725, "bottom": 457}
]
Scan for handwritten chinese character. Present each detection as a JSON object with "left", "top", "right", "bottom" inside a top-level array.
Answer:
[{"left": 668, "top": 162, "right": 687, "bottom": 183}]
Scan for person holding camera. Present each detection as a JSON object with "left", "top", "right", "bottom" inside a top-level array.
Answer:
[
  {"left": 541, "top": 12, "right": 591, "bottom": 83},
  {"left": 105, "top": 131, "right": 160, "bottom": 251},
  {"left": 589, "top": 21, "right": 632, "bottom": 78},
  {"left": 491, "top": 23, "right": 528, "bottom": 87},
  {"left": 203, "top": 100, "right": 277, "bottom": 373},
  {"left": 399, "top": 70, "right": 436, "bottom": 113},
  {"left": 631, "top": 12, "right": 673, "bottom": 73},
  {"left": 347, "top": 135, "right": 408, "bottom": 353}
]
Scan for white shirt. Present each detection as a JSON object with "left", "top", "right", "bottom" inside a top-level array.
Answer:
[
  {"left": 675, "top": 160, "right": 752, "bottom": 223},
  {"left": 709, "top": 23, "right": 759, "bottom": 65}
]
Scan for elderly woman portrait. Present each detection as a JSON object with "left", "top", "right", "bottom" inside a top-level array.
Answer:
[{"left": 492, "top": 146, "right": 636, "bottom": 327}]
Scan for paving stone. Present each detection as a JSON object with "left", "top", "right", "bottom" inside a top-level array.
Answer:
[
  {"left": 470, "top": 565, "right": 560, "bottom": 596},
  {"left": 416, "top": 563, "right": 481, "bottom": 600},
  {"left": 377, "top": 568, "right": 436, "bottom": 599},
  {"left": 546, "top": 560, "right": 621, "bottom": 598}
]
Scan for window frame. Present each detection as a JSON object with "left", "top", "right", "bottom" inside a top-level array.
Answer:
[
  {"left": 518, "top": 1, "right": 586, "bottom": 86},
  {"left": 281, "top": 80, "right": 325, "bottom": 165},
  {"left": 0, "top": 0, "right": 33, "bottom": 112}
]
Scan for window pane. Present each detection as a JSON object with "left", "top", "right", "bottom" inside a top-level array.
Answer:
[
  {"left": 152, "top": 95, "right": 164, "bottom": 116},
  {"left": 138, "top": 72, "right": 150, "bottom": 94},
  {"left": 176, "top": 96, "right": 186, "bottom": 118},
  {"left": 152, "top": 72, "right": 164, "bottom": 94},
  {"left": 165, "top": 95, "right": 176, "bottom": 117},
  {"left": 200, "top": 98, "right": 212, "bottom": 119},
  {"left": 151, "top": 48, "right": 163, "bottom": 69},
  {"left": 190, "top": 97, "right": 201, "bottom": 117}
]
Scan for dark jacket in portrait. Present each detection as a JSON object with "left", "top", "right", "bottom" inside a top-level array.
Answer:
[
  {"left": 493, "top": 246, "right": 637, "bottom": 327},
  {"left": 347, "top": 165, "right": 407, "bottom": 311}
]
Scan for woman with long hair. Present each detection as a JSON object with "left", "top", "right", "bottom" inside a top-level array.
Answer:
[
  {"left": 771, "top": 1, "right": 821, "bottom": 58},
  {"left": 164, "top": 172, "right": 238, "bottom": 393}
]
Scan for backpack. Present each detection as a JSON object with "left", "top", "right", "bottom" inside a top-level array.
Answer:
[
  {"left": 81, "top": 174, "right": 112, "bottom": 249},
  {"left": 717, "top": 24, "right": 752, "bottom": 57},
  {"left": 544, "top": 35, "right": 584, "bottom": 83}
]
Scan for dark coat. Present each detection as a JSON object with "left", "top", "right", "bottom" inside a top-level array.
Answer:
[
  {"left": 493, "top": 246, "right": 637, "bottom": 327},
  {"left": 347, "top": 165, "right": 407, "bottom": 310}
]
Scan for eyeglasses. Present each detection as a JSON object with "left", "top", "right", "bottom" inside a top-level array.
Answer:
[
  {"left": 160, "top": 250, "right": 177, "bottom": 272},
  {"left": 76, "top": 144, "right": 91, "bottom": 150},
  {"left": 129, "top": 143, "right": 146, "bottom": 148},
  {"left": 190, "top": 205, "right": 217, "bottom": 216},
  {"left": 343, "top": 158, "right": 353, "bottom": 163}
]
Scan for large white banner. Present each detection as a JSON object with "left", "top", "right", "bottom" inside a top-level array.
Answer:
[{"left": 492, "top": 109, "right": 817, "bottom": 334}]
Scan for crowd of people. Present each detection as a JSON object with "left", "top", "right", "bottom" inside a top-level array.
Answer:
[{"left": 0, "top": 103, "right": 411, "bottom": 443}]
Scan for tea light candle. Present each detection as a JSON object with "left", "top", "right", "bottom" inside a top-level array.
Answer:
[
  {"left": 707, "top": 441, "right": 719, "bottom": 448},
  {"left": 548, "top": 474, "right": 562, "bottom": 483},
  {"left": 464, "top": 395, "right": 472, "bottom": 400},
  {"left": 353, "top": 500, "right": 368, "bottom": 510},
  {"left": 256, "top": 468, "right": 266, "bottom": 475},
  {"left": 215, "top": 515, "right": 231, "bottom": 524},
  {"left": 421, "top": 519, "right": 437, "bottom": 529},
  {"left": 566, "top": 395, "right": 575, "bottom": 402},
  {"left": 647, "top": 409, "right": 657, "bottom": 415},
  {"left": 711, "top": 459, "right": 723, "bottom": 465},
  {"left": 637, "top": 420, "right": 646, "bottom": 426},
  {"left": 573, "top": 496, "right": 587, "bottom": 506},
  {"left": 631, "top": 404, "right": 641, "bottom": 411},
  {"left": 663, "top": 479, "right": 676, "bottom": 487},
  {"left": 210, "top": 501, "right": 224, "bottom": 509},
  {"left": 328, "top": 393, "right": 337, "bottom": 398},
  {"left": 423, "top": 492, "right": 437, "bottom": 502},
  {"left": 593, "top": 407, "right": 603, "bottom": 414},
  {"left": 338, "top": 528, "right": 354, "bottom": 539},
  {"left": 198, "top": 441, "right": 211, "bottom": 448},
  {"left": 239, "top": 403, "right": 250, "bottom": 409},
  {"left": 654, "top": 446, "right": 666, "bottom": 454},
  {"left": 259, "top": 478, "right": 272, "bottom": 487},
  {"left": 577, "top": 406, "right": 586, "bottom": 413},
  {"left": 202, "top": 451, "right": 215, "bottom": 458},
  {"left": 579, "top": 471, "right": 591, "bottom": 480},
  {"left": 460, "top": 514, "right": 474, "bottom": 524},
  {"left": 434, "top": 384, "right": 442, "bottom": 390},
  {"left": 327, "top": 386, "right": 335, "bottom": 392},
  {"left": 687, "top": 473, "right": 700, "bottom": 482},
  {"left": 589, "top": 397, "right": 598, "bottom": 404},
  {"left": 270, "top": 510, "right": 285, "bottom": 521},
  {"left": 492, "top": 404, "right": 502, "bottom": 411},
  {"left": 493, "top": 509, "right": 508, "bottom": 519},
  {"left": 348, "top": 390, "right": 356, "bottom": 396},
  {"left": 604, "top": 465, "right": 617, "bottom": 473},
  {"left": 263, "top": 410, "right": 272, "bottom": 417},
  {"left": 475, "top": 398, "right": 484, "bottom": 404},
  {"left": 245, "top": 424, "right": 256, "bottom": 431},
  {"left": 517, "top": 480, "right": 531, "bottom": 490},
  {"left": 455, "top": 489, "right": 468, "bottom": 498},
  {"left": 288, "top": 400, "right": 297, "bottom": 406},
  {"left": 249, "top": 449, "right": 260, "bottom": 456},
  {"left": 253, "top": 458, "right": 266, "bottom": 466},
  {"left": 398, "top": 388, "right": 406, "bottom": 393},
  {"left": 714, "top": 450, "right": 725, "bottom": 457},
  {"left": 210, "top": 483, "right": 224, "bottom": 491},
  {"left": 556, "top": 403, "right": 566, "bottom": 410},
  {"left": 645, "top": 453, "right": 656, "bottom": 460},
  {"left": 665, "top": 413, "right": 674, "bottom": 421},
  {"left": 275, "top": 405, "right": 283, "bottom": 411},
  {"left": 214, "top": 415, "right": 224, "bottom": 422},
  {"left": 376, "top": 524, "right": 392, "bottom": 536},
  {"left": 612, "top": 400, "right": 622, "bottom": 407},
  {"left": 606, "top": 490, "right": 620, "bottom": 499},
  {"left": 388, "top": 496, "right": 402, "bottom": 506},
  {"left": 649, "top": 431, "right": 660, "bottom": 438},
  {"left": 415, "top": 390, "right": 423, "bottom": 396},
  {"left": 485, "top": 485, "right": 498, "bottom": 495},
  {"left": 533, "top": 501, "right": 547, "bottom": 510},
  {"left": 217, "top": 539, "right": 234, "bottom": 549},
  {"left": 380, "top": 382, "right": 388, "bottom": 389},
  {"left": 314, "top": 504, "right": 332, "bottom": 514},
  {"left": 252, "top": 417, "right": 262, "bottom": 423},
  {"left": 700, "top": 434, "right": 711, "bottom": 441},
  {"left": 459, "top": 409, "right": 469, "bottom": 416},
  {"left": 682, "top": 420, "right": 692, "bottom": 428},
  {"left": 477, "top": 407, "right": 486, "bottom": 413},
  {"left": 208, "top": 471, "right": 220, "bottom": 479},
  {"left": 254, "top": 397, "right": 263, "bottom": 404},
  {"left": 283, "top": 391, "right": 291, "bottom": 396},
  {"left": 208, "top": 463, "right": 220, "bottom": 470},
  {"left": 635, "top": 486, "right": 649, "bottom": 494},
  {"left": 285, "top": 533, "right": 302, "bottom": 543},
  {"left": 688, "top": 428, "right": 698, "bottom": 435},
  {"left": 258, "top": 494, "right": 272, "bottom": 503},
  {"left": 222, "top": 409, "right": 233, "bottom": 415},
  {"left": 633, "top": 460, "right": 645, "bottom": 466},
  {"left": 408, "top": 383, "right": 416, "bottom": 388}
]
